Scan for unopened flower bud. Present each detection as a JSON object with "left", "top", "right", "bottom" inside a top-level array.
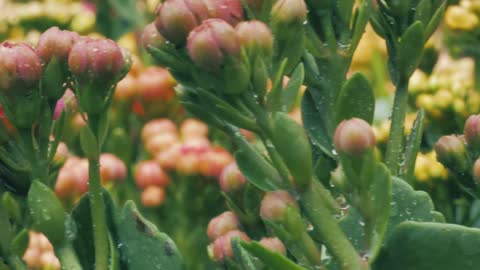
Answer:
[
  {"left": 146, "top": 132, "right": 179, "bottom": 154},
  {"left": 207, "top": 211, "right": 239, "bottom": 241},
  {"left": 199, "top": 147, "right": 234, "bottom": 177},
  {"left": 37, "top": 27, "right": 79, "bottom": 64},
  {"left": 53, "top": 99, "right": 65, "bottom": 120},
  {"left": 137, "top": 67, "right": 176, "bottom": 101},
  {"left": 271, "top": 0, "right": 307, "bottom": 25},
  {"left": 114, "top": 74, "right": 136, "bottom": 101},
  {"left": 434, "top": 135, "right": 468, "bottom": 172},
  {"left": 334, "top": 118, "right": 376, "bottom": 157},
  {"left": 260, "top": 191, "right": 298, "bottom": 221},
  {"left": 446, "top": 6, "right": 479, "bottom": 31},
  {"left": 205, "top": 0, "right": 244, "bottom": 25},
  {"left": 141, "top": 186, "right": 166, "bottom": 207},
  {"left": 53, "top": 142, "right": 69, "bottom": 165},
  {"left": 142, "top": 118, "right": 178, "bottom": 142},
  {"left": 219, "top": 162, "right": 246, "bottom": 193},
  {"left": 176, "top": 153, "right": 201, "bottom": 175},
  {"left": 180, "top": 118, "right": 209, "bottom": 139},
  {"left": 134, "top": 160, "right": 170, "bottom": 189},
  {"left": 40, "top": 252, "right": 60, "bottom": 270},
  {"left": 156, "top": 143, "right": 181, "bottom": 170},
  {"left": 259, "top": 237, "right": 286, "bottom": 255},
  {"left": 187, "top": 19, "right": 240, "bottom": 69},
  {"left": 464, "top": 114, "right": 480, "bottom": 150},
  {"left": 142, "top": 23, "right": 168, "bottom": 51},
  {"left": 155, "top": 0, "right": 209, "bottom": 45},
  {"left": 23, "top": 248, "right": 41, "bottom": 269},
  {"left": 0, "top": 42, "right": 42, "bottom": 92},
  {"left": 100, "top": 153, "right": 127, "bottom": 183},
  {"left": 473, "top": 158, "right": 480, "bottom": 183},
  {"left": 54, "top": 168, "right": 77, "bottom": 198},
  {"left": 235, "top": 20, "right": 273, "bottom": 56},
  {"left": 208, "top": 230, "right": 250, "bottom": 261}
]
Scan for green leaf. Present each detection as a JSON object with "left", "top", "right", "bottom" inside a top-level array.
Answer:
[
  {"left": 414, "top": 0, "right": 432, "bottom": 28},
  {"left": 335, "top": 73, "right": 375, "bottom": 125},
  {"left": 95, "top": 0, "right": 144, "bottom": 39},
  {"left": 117, "top": 201, "right": 184, "bottom": 270},
  {"left": 350, "top": 0, "right": 372, "bottom": 54},
  {"left": 271, "top": 112, "right": 313, "bottom": 190},
  {"left": 398, "top": 22, "right": 425, "bottom": 78},
  {"left": 337, "top": 0, "right": 355, "bottom": 26},
  {"left": 281, "top": 64, "right": 305, "bottom": 112},
  {"left": 10, "top": 230, "right": 29, "bottom": 257},
  {"left": 80, "top": 126, "right": 99, "bottom": 159},
  {"left": 401, "top": 109, "right": 425, "bottom": 184},
  {"left": 373, "top": 222, "right": 480, "bottom": 270},
  {"left": 0, "top": 203, "right": 13, "bottom": 255},
  {"left": 231, "top": 238, "right": 257, "bottom": 270},
  {"left": 268, "top": 59, "right": 288, "bottom": 112},
  {"left": 28, "top": 180, "right": 66, "bottom": 245},
  {"left": 241, "top": 241, "right": 306, "bottom": 270},
  {"left": 425, "top": 2, "right": 446, "bottom": 40}
]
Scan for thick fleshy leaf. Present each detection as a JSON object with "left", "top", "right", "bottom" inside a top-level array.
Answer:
[
  {"left": 425, "top": 2, "right": 446, "bottom": 40},
  {"left": 401, "top": 109, "right": 425, "bottom": 184},
  {"left": 281, "top": 64, "right": 305, "bottom": 112},
  {"left": 116, "top": 201, "right": 184, "bottom": 270},
  {"left": 241, "top": 241, "right": 306, "bottom": 270},
  {"left": 373, "top": 222, "right": 480, "bottom": 270},
  {"left": 335, "top": 73, "right": 375, "bottom": 125},
  {"left": 398, "top": 22, "right": 425, "bottom": 78}
]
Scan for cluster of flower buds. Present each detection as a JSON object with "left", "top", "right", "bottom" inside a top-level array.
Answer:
[
  {"left": 374, "top": 113, "right": 418, "bottom": 146},
  {"left": 55, "top": 153, "right": 127, "bottom": 199},
  {"left": 409, "top": 57, "right": 479, "bottom": 127},
  {"left": 206, "top": 210, "right": 287, "bottom": 262},
  {"left": 142, "top": 118, "right": 234, "bottom": 177},
  {"left": 22, "top": 231, "right": 60, "bottom": 270},
  {"left": 414, "top": 151, "right": 448, "bottom": 183},
  {"left": 445, "top": 1, "right": 480, "bottom": 32},
  {"left": 134, "top": 160, "right": 169, "bottom": 207}
]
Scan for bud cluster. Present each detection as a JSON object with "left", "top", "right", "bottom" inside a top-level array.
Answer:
[
  {"left": 414, "top": 151, "right": 448, "bottom": 183},
  {"left": 22, "top": 231, "right": 60, "bottom": 270},
  {"left": 445, "top": 1, "right": 480, "bottom": 32},
  {"left": 374, "top": 113, "right": 418, "bottom": 145}
]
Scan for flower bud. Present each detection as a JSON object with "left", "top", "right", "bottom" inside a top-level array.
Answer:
[
  {"left": 176, "top": 153, "right": 201, "bottom": 175},
  {"left": 187, "top": 19, "right": 240, "bottom": 69},
  {"left": 40, "top": 252, "right": 60, "bottom": 270},
  {"left": 464, "top": 114, "right": 480, "bottom": 150},
  {"left": 53, "top": 142, "right": 69, "bottom": 165},
  {"left": 99, "top": 153, "right": 127, "bottom": 183},
  {"left": 37, "top": 27, "right": 80, "bottom": 64},
  {"left": 142, "top": 23, "right": 168, "bottom": 51},
  {"left": 208, "top": 230, "right": 250, "bottom": 261},
  {"left": 271, "top": 0, "right": 307, "bottom": 26},
  {"left": 260, "top": 191, "right": 298, "bottom": 221},
  {"left": 141, "top": 186, "right": 166, "bottom": 207},
  {"left": 155, "top": 0, "right": 209, "bottom": 45},
  {"left": 207, "top": 211, "right": 239, "bottom": 240},
  {"left": 68, "top": 38, "right": 124, "bottom": 83},
  {"left": 54, "top": 167, "right": 77, "bottom": 198},
  {"left": 23, "top": 248, "right": 41, "bottom": 269},
  {"left": 199, "top": 147, "right": 234, "bottom": 177},
  {"left": 334, "top": 118, "right": 376, "bottom": 157},
  {"left": 473, "top": 158, "right": 480, "bottom": 183},
  {"left": 434, "top": 135, "right": 469, "bottom": 172},
  {"left": 53, "top": 99, "right": 65, "bottom": 120},
  {"left": 134, "top": 160, "right": 170, "bottom": 189},
  {"left": 446, "top": 6, "right": 479, "bottom": 31},
  {"left": 180, "top": 118, "right": 209, "bottom": 139},
  {"left": 146, "top": 132, "right": 179, "bottom": 155},
  {"left": 235, "top": 20, "right": 273, "bottom": 56},
  {"left": 0, "top": 42, "right": 42, "bottom": 92},
  {"left": 219, "top": 162, "right": 246, "bottom": 193},
  {"left": 259, "top": 237, "right": 286, "bottom": 255},
  {"left": 142, "top": 118, "right": 178, "bottom": 142},
  {"left": 205, "top": 0, "right": 244, "bottom": 25},
  {"left": 137, "top": 67, "right": 176, "bottom": 101},
  {"left": 114, "top": 74, "right": 137, "bottom": 101}
]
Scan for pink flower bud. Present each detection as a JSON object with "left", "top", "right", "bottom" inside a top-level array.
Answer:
[
  {"left": 40, "top": 252, "right": 60, "bottom": 270},
  {"left": 142, "top": 23, "right": 168, "bottom": 51},
  {"left": 53, "top": 142, "right": 69, "bottom": 165},
  {"left": 114, "top": 74, "right": 137, "bottom": 101},
  {"left": 0, "top": 42, "right": 42, "bottom": 92},
  {"left": 176, "top": 153, "right": 201, "bottom": 175},
  {"left": 464, "top": 115, "right": 480, "bottom": 150},
  {"left": 146, "top": 132, "right": 179, "bottom": 155},
  {"left": 141, "top": 186, "right": 166, "bottom": 207},
  {"left": 473, "top": 158, "right": 480, "bottom": 183},
  {"left": 334, "top": 118, "right": 376, "bottom": 157},
  {"left": 23, "top": 248, "right": 41, "bottom": 269},
  {"left": 208, "top": 230, "right": 250, "bottom": 261},
  {"left": 180, "top": 137, "right": 211, "bottom": 155},
  {"left": 259, "top": 237, "right": 286, "bottom": 255},
  {"left": 187, "top": 19, "right": 240, "bottom": 69},
  {"left": 135, "top": 160, "right": 170, "bottom": 189},
  {"left": 100, "top": 153, "right": 127, "bottom": 183},
  {"left": 155, "top": 143, "right": 181, "bottom": 170},
  {"left": 142, "top": 118, "right": 178, "bottom": 142},
  {"left": 235, "top": 21, "right": 273, "bottom": 54},
  {"left": 180, "top": 118, "right": 209, "bottom": 139},
  {"left": 155, "top": 0, "right": 209, "bottom": 45},
  {"left": 207, "top": 211, "right": 239, "bottom": 241},
  {"left": 137, "top": 67, "right": 176, "bottom": 101},
  {"left": 260, "top": 191, "right": 298, "bottom": 221},
  {"left": 271, "top": 0, "right": 307, "bottom": 25},
  {"left": 199, "top": 147, "right": 234, "bottom": 177},
  {"left": 73, "top": 158, "right": 90, "bottom": 195},
  {"left": 54, "top": 167, "right": 77, "bottom": 198},
  {"left": 435, "top": 135, "right": 468, "bottom": 172},
  {"left": 68, "top": 38, "right": 124, "bottom": 83},
  {"left": 205, "top": 0, "right": 244, "bottom": 25},
  {"left": 53, "top": 99, "right": 65, "bottom": 120},
  {"left": 37, "top": 27, "right": 80, "bottom": 63},
  {"left": 219, "top": 162, "right": 246, "bottom": 192}
]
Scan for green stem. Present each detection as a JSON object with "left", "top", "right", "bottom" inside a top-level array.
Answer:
[
  {"left": 87, "top": 115, "right": 110, "bottom": 270},
  {"left": 301, "top": 181, "right": 369, "bottom": 270},
  {"left": 475, "top": 57, "right": 480, "bottom": 91},
  {"left": 56, "top": 244, "right": 82, "bottom": 270},
  {"left": 385, "top": 79, "right": 409, "bottom": 176}
]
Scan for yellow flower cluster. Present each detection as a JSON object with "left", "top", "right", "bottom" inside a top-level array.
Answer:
[
  {"left": 22, "top": 231, "right": 60, "bottom": 270},
  {"left": 414, "top": 151, "right": 448, "bottom": 183},
  {"left": 409, "top": 57, "right": 480, "bottom": 120},
  {"left": 445, "top": 0, "right": 480, "bottom": 31},
  {"left": 373, "top": 113, "right": 417, "bottom": 145}
]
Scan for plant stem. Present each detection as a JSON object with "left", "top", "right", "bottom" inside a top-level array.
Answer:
[
  {"left": 475, "top": 57, "right": 480, "bottom": 91},
  {"left": 385, "top": 79, "right": 409, "bottom": 176},
  {"left": 301, "top": 181, "right": 369, "bottom": 270},
  {"left": 87, "top": 115, "right": 110, "bottom": 270}
]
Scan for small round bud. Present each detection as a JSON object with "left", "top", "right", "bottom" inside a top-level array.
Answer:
[
  {"left": 334, "top": 118, "right": 376, "bottom": 157},
  {"left": 176, "top": 153, "right": 201, "bottom": 175},
  {"left": 146, "top": 132, "right": 179, "bottom": 155},
  {"left": 37, "top": 27, "right": 80, "bottom": 63},
  {"left": 114, "top": 74, "right": 137, "bottom": 101},
  {"left": 434, "top": 135, "right": 468, "bottom": 172},
  {"left": 141, "top": 186, "right": 166, "bottom": 207},
  {"left": 99, "top": 153, "right": 127, "bottom": 183},
  {"left": 446, "top": 6, "right": 479, "bottom": 31},
  {"left": 53, "top": 99, "right": 65, "bottom": 120},
  {"left": 205, "top": 0, "right": 244, "bottom": 25},
  {"left": 207, "top": 211, "right": 239, "bottom": 241},
  {"left": 142, "top": 118, "right": 178, "bottom": 142},
  {"left": 259, "top": 237, "right": 286, "bottom": 255},
  {"left": 219, "top": 162, "right": 246, "bottom": 193},
  {"left": 134, "top": 160, "right": 170, "bottom": 189},
  {"left": 260, "top": 191, "right": 298, "bottom": 221},
  {"left": 0, "top": 42, "right": 42, "bottom": 92},
  {"left": 180, "top": 118, "right": 209, "bottom": 139},
  {"left": 23, "top": 248, "right": 41, "bottom": 269},
  {"left": 142, "top": 23, "right": 168, "bottom": 51},
  {"left": 235, "top": 20, "right": 273, "bottom": 54},
  {"left": 208, "top": 230, "right": 250, "bottom": 261},
  {"left": 187, "top": 19, "right": 240, "bottom": 69},
  {"left": 137, "top": 67, "right": 176, "bottom": 101},
  {"left": 464, "top": 114, "right": 480, "bottom": 149},
  {"left": 271, "top": 0, "right": 307, "bottom": 25},
  {"left": 156, "top": 143, "right": 182, "bottom": 170},
  {"left": 53, "top": 142, "right": 69, "bottom": 165},
  {"left": 155, "top": 0, "right": 209, "bottom": 45},
  {"left": 199, "top": 147, "right": 234, "bottom": 177}
]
